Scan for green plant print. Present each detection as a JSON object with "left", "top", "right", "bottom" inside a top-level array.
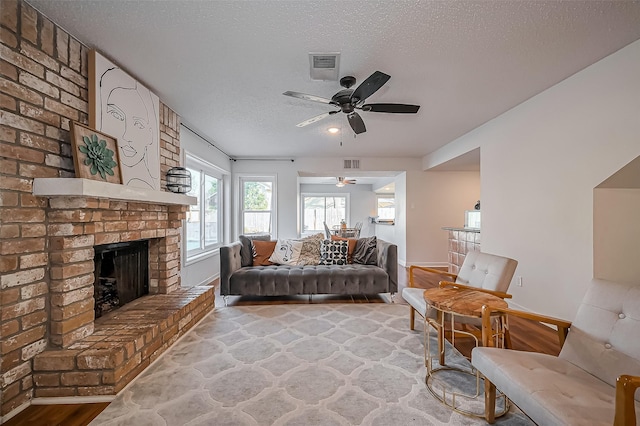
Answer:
[{"left": 79, "top": 134, "right": 117, "bottom": 180}]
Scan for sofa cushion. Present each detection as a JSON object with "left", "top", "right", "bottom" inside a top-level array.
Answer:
[
  {"left": 353, "top": 236, "right": 377, "bottom": 265},
  {"left": 239, "top": 234, "right": 271, "bottom": 267},
  {"left": 252, "top": 240, "right": 277, "bottom": 266},
  {"left": 269, "top": 239, "right": 303, "bottom": 265},
  {"left": 228, "top": 264, "right": 390, "bottom": 296},
  {"left": 471, "top": 347, "right": 639, "bottom": 426}
]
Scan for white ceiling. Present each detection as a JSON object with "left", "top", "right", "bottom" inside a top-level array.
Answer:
[{"left": 29, "top": 1, "right": 640, "bottom": 162}]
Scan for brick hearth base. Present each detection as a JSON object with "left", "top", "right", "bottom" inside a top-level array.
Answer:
[{"left": 32, "top": 285, "right": 214, "bottom": 397}]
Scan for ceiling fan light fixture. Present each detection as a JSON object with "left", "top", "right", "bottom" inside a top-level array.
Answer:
[
  {"left": 327, "top": 127, "right": 340, "bottom": 134},
  {"left": 336, "top": 181, "right": 345, "bottom": 187}
]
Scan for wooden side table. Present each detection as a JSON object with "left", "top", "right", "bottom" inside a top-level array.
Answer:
[{"left": 422, "top": 287, "right": 509, "bottom": 418}]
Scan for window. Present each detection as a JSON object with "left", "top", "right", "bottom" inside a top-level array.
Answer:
[
  {"left": 377, "top": 195, "right": 395, "bottom": 221},
  {"left": 185, "top": 154, "right": 223, "bottom": 260},
  {"left": 240, "top": 176, "right": 276, "bottom": 235},
  {"left": 302, "top": 194, "right": 348, "bottom": 235}
]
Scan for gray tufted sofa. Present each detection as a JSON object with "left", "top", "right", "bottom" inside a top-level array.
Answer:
[
  {"left": 219, "top": 238, "right": 397, "bottom": 298},
  {"left": 472, "top": 279, "right": 640, "bottom": 425}
]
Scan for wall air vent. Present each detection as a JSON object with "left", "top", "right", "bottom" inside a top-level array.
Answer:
[
  {"left": 343, "top": 159, "right": 360, "bottom": 169},
  {"left": 309, "top": 53, "right": 340, "bottom": 81}
]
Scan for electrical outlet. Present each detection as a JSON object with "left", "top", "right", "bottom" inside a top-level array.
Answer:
[{"left": 517, "top": 276, "right": 523, "bottom": 287}]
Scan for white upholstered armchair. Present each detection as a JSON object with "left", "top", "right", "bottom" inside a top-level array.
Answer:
[
  {"left": 472, "top": 279, "right": 640, "bottom": 425},
  {"left": 402, "top": 250, "right": 518, "bottom": 330}
]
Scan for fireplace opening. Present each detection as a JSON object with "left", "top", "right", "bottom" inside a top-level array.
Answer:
[{"left": 94, "top": 240, "right": 149, "bottom": 318}]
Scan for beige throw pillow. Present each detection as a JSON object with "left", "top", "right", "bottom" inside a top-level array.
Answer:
[
  {"left": 269, "top": 239, "right": 303, "bottom": 265},
  {"left": 297, "top": 233, "right": 324, "bottom": 265}
]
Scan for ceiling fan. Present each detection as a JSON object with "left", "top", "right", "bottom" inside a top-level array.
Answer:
[
  {"left": 336, "top": 177, "right": 356, "bottom": 187},
  {"left": 283, "top": 71, "right": 420, "bottom": 135}
]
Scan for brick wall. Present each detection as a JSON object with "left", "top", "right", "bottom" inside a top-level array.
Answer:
[{"left": 1, "top": 0, "right": 185, "bottom": 416}]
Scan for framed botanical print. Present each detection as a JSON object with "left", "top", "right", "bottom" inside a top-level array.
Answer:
[{"left": 70, "top": 122, "right": 122, "bottom": 184}]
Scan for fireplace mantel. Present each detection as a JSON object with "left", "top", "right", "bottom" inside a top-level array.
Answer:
[{"left": 33, "top": 178, "right": 196, "bottom": 205}]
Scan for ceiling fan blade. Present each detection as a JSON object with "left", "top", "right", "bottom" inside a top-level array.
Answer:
[
  {"left": 283, "top": 91, "right": 334, "bottom": 105},
  {"left": 351, "top": 71, "right": 390, "bottom": 102},
  {"left": 347, "top": 112, "right": 366, "bottom": 134},
  {"left": 362, "top": 103, "right": 420, "bottom": 113},
  {"left": 296, "top": 111, "right": 336, "bottom": 127}
]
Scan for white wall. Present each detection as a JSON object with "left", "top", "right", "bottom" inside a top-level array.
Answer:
[
  {"left": 405, "top": 171, "right": 480, "bottom": 266},
  {"left": 436, "top": 40, "right": 640, "bottom": 320},
  {"left": 594, "top": 156, "right": 640, "bottom": 284},
  {"left": 594, "top": 188, "right": 640, "bottom": 284},
  {"left": 180, "top": 126, "right": 232, "bottom": 287}
]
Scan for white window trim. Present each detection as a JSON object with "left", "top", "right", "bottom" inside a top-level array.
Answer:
[
  {"left": 184, "top": 153, "right": 225, "bottom": 264},
  {"left": 376, "top": 193, "right": 396, "bottom": 221},
  {"left": 300, "top": 192, "right": 351, "bottom": 236},
  {"left": 235, "top": 173, "right": 277, "bottom": 239}
]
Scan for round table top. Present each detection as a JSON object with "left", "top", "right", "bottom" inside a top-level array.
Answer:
[{"left": 423, "top": 287, "right": 508, "bottom": 318}]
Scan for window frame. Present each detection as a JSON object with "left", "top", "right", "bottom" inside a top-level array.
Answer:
[
  {"left": 376, "top": 193, "right": 396, "bottom": 221},
  {"left": 184, "top": 153, "right": 225, "bottom": 264},
  {"left": 300, "top": 192, "right": 350, "bottom": 237},
  {"left": 237, "top": 174, "right": 277, "bottom": 238}
]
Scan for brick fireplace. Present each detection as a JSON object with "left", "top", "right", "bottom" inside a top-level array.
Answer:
[
  {"left": 30, "top": 194, "right": 214, "bottom": 398},
  {"left": 0, "top": 1, "right": 214, "bottom": 418},
  {"left": 41, "top": 196, "right": 185, "bottom": 348}
]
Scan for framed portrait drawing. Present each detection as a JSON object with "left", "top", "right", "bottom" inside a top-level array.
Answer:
[
  {"left": 70, "top": 122, "right": 122, "bottom": 184},
  {"left": 89, "top": 50, "right": 161, "bottom": 190}
]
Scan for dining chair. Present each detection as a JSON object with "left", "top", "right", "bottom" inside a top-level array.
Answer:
[
  {"left": 353, "top": 222, "right": 363, "bottom": 238},
  {"left": 323, "top": 222, "right": 331, "bottom": 239}
]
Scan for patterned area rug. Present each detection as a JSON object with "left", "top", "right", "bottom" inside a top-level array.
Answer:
[{"left": 90, "top": 304, "right": 532, "bottom": 425}]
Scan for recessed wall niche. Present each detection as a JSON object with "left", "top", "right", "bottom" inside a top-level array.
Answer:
[{"left": 593, "top": 155, "right": 640, "bottom": 284}]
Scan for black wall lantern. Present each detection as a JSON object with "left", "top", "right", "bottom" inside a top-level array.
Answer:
[{"left": 166, "top": 167, "right": 192, "bottom": 193}]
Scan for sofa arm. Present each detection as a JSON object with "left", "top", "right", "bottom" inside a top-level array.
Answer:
[
  {"left": 219, "top": 241, "right": 243, "bottom": 295},
  {"left": 376, "top": 239, "right": 398, "bottom": 293},
  {"left": 614, "top": 374, "right": 640, "bottom": 426}
]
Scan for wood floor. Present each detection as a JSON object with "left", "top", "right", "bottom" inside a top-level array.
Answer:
[{"left": 4, "top": 267, "right": 562, "bottom": 426}]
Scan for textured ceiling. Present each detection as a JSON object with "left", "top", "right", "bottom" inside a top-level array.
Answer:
[{"left": 28, "top": 1, "right": 640, "bottom": 161}]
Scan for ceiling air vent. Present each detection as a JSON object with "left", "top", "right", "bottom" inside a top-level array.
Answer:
[
  {"left": 343, "top": 159, "right": 360, "bottom": 169},
  {"left": 309, "top": 53, "right": 340, "bottom": 81}
]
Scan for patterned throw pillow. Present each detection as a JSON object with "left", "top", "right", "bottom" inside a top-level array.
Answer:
[
  {"left": 297, "top": 233, "right": 324, "bottom": 266},
  {"left": 330, "top": 235, "right": 357, "bottom": 263},
  {"left": 319, "top": 239, "right": 349, "bottom": 265},
  {"left": 269, "top": 239, "right": 303, "bottom": 265}
]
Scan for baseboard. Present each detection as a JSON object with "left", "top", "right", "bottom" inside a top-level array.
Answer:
[
  {"left": 196, "top": 273, "right": 218, "bottom": 287},
  {"left": 1, "top": 401, "right": 30, "bottom": 424},
  {"left": 32, "top": 395, "right": 116, "bottom": 405}
]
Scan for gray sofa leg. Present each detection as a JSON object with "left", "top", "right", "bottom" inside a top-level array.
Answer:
[
  {"left": 223, "top": 295, "right": 228, "bottom": 307},
  {"left": 390, "top": 292, "right": 396, "bottom": 303}
]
